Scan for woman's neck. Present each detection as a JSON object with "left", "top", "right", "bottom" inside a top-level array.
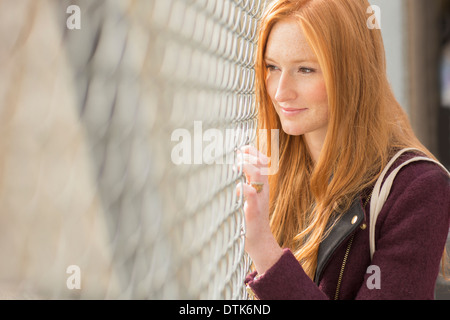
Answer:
[{"left": 303, "top": 127, "right": 327, "bottom": 163}]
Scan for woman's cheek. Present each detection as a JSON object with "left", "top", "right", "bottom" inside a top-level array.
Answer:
[{"left": 301, "top": 77, "right": 328, "bottom": 106}]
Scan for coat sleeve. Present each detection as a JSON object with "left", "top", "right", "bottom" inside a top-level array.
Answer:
[{"left": 245, "top": 248, "right": 328, "bottom": 300}]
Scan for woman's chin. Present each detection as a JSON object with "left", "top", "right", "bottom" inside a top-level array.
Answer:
[{"left": 281, "top": 124, "right": 304, "bottom": 137}]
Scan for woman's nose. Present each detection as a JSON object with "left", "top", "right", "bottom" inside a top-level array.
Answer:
[{"left": 274, "top": 72, "right": 297, "bottom": 103}]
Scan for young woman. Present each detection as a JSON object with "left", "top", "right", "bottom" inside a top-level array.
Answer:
[{"left": 237, "top": 0, "right": 450, "bottom": 300}]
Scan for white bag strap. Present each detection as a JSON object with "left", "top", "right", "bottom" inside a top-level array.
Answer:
[{"left": 369, "top": 148, "right": 450, "bottom": 260}]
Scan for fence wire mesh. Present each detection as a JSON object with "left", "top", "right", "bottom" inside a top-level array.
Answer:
[{"left": 0, "top": 0, "right": 268, "bottom": 299}]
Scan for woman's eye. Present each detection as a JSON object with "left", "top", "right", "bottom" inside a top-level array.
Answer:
[
  {"left": 299, "top": 67, "right": 315, "bottom": 74},
  {"left": 266, "top": 64, "right": 279, "bottom": 71}
]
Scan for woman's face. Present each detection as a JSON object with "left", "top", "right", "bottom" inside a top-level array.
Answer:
[{"left": 265, "top": 18, "right": 329, "bottom": 142}]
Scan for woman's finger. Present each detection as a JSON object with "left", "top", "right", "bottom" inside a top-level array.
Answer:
[
  {"left": 238, "top": 145, "right": 270, "bottom": 165},
  {"left": 235, "top": 153, "right": 269, "bottom": 184},
  {"left": 237, "top": 152, "right": 269, "bottom": 167},
  {"left": 235, "top": 180, "right": 263, "bottom": 204},
  {"left": 236, "top": 160, "right": 264, "bottom": 184}
]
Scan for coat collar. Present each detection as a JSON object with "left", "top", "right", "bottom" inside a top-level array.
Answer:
[{"left": 314, "top": 196, "right": 365, "bottom": 285}]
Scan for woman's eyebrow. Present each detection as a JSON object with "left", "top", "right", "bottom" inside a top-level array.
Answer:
[
  {"left": 264, "top": 56, "right": 277, "bottom": 62},
  {"left": 264, "top": 55, "right": 317, "bottom": 64}
]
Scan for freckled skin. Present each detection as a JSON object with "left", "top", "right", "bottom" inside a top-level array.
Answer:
[{"left": 265, "top": 18, "right": 329, "bottom": 161}]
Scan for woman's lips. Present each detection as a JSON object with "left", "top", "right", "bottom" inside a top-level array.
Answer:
[{"left": 280, "top": 107, "right": 307, "bottom": 116}]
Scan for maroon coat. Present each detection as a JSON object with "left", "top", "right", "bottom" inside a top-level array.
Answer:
[{"left": 245, "top": 152, "right": 450, "bottom": 300}]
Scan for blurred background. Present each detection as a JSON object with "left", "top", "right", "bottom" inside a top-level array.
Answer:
[
  {"left": 0, "top": 0, "right": 448, "bottom": 300},
  {"left": 0, "top": 0, "right": 263, "bottom": 299}
]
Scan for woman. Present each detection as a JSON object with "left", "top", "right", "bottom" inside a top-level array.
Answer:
[{"left": 237, "top": 0, "right": 450, "bottom": 300}]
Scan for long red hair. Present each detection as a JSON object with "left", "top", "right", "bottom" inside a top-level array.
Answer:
[{"left": 256, "top": 0, "right": 432, "bottom": 279}]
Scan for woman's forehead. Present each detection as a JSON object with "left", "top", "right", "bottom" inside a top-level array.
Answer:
[{"left": 265, "top": 18, "right": 317, "bottom": 63}]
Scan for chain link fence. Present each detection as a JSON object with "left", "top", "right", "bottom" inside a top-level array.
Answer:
[{"left": 0, "top": 0, "right": 268, "bottom": 299}]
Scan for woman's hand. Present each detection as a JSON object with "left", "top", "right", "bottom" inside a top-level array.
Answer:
[{"left": 235, "top": 145, "right": 283, "bottom": 275}]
